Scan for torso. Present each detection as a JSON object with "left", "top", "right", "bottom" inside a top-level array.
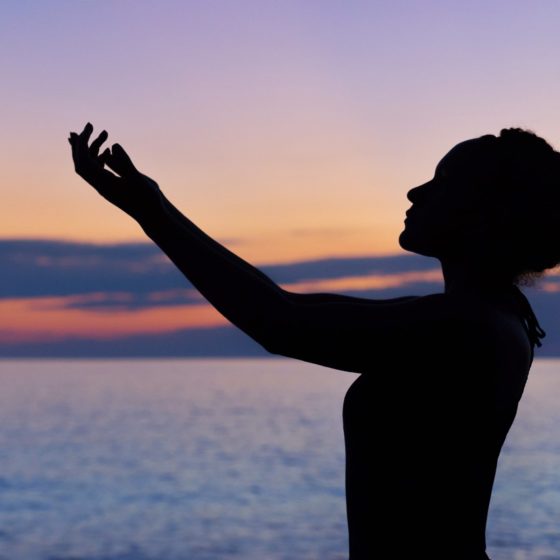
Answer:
[{"left": 342, "top": 291, "right": 533, "bottom": 559}]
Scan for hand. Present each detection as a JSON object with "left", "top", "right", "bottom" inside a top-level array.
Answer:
[{"left": 68, "top": 123, "right": 163, "bottom": 220}]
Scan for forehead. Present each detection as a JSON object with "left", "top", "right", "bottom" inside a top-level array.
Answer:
[{"left": 436, "top": 138, "right": 496, "bottom": 178}]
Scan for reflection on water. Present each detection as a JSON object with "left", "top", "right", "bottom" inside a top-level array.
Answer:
[
  {"left": 0, "top": 359, "right": 351, "bottom": 560},
  {"left": 488, "top": 359, "right": 560, "bottom": 560},
  {"left": 0, "top": 358, "right": 558, "bottom": 560}
]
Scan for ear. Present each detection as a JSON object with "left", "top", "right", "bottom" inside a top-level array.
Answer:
[{"left": 455, "top": 208, "right": 495, "bottom": 249}]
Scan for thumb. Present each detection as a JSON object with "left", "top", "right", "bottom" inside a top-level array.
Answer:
[{"left": 106, "top": 143, "right": 139, "bottom": 177}]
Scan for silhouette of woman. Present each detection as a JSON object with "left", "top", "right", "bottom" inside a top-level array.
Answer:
[{"left": 69, "top": 124, "right": 552, "bottom": 559}]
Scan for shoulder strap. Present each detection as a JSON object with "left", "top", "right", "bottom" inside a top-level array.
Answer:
[{"left": 511, "top": 286, "right": 546, "bottom": 348}]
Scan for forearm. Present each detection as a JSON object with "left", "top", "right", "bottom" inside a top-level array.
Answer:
[
  {"left": 69, "top": 123, "right": 292, "bottom": 346},
  {"left": 136, "top": 193, "right": 290, "bottom": 344}
]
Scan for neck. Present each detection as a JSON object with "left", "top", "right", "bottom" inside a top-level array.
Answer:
[{"left": 440, "top": 257, "right": 514, "bottom": 297}]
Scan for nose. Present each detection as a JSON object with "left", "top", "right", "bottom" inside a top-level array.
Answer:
[{"left": 407, "top": 183, "right": 427, "bottom": 204}]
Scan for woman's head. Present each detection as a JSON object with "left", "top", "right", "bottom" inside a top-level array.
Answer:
[{"left": 399, "top": 128, "right": 560, "bottom": 285}]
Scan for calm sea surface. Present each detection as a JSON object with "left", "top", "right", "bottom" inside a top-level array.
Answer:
[{"left": 0, "top": 358, "right": 558, "bottom": 560}]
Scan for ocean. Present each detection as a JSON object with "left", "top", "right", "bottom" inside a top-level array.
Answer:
[{"left": 0, "top": 358, "right": 558, "bottom": 560}]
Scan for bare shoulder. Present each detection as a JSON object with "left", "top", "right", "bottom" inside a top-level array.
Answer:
[
  {"left": 416, "top": 292, "right": 531, "bottom": 356},
  {"left": 450, "top": 293, "right": 533, "bottom": 390},
  {"left": 386, "top": 292, "right": 484, "bottom": 323}
]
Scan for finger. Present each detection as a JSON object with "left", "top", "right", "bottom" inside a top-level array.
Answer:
[
  {"left": 89, "top": 130, "right": 108, "bottom": 157},
  {"left": 69, "top": 127, "right": 99, "bottom": 177},
  {"left": 98, "top": 147, "right": 111, "bottom": 167},
  {"left": 104, "top": 153, "right": 122, "bottom": 177},
  {"left": 108, "top": 143, "right": 138, "bottom": 177},
  {"left": 78, "top": 122, "right": 94, "bottom": 145},
  {"left": 80, "top": 122, "right": 93, "bottom": 137},
  {"left": 74, "top": 123, "right": 93, "bottom": 165},
  {"left": 76, "top": 153, "right": 119, "bottom": 187}
]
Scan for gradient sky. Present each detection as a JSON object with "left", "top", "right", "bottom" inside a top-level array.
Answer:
[
  {"left": 3, "top": 1, "right": 560, "bottom": 260},
  {"left": 2, "top": 1, "right": 560, "bottom": 351}
]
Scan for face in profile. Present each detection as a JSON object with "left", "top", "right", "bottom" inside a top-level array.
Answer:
[{"left": 399, "top": 138, "right": 496, "bottom": 260}]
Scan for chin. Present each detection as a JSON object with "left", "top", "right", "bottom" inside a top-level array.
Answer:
[
  {"left": 398, "top": 228, "right": 439, "bottom": 258},
  {"left": 398, "top": 227, "right": 418, "bottom": 252}
]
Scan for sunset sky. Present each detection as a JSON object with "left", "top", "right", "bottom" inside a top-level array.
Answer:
[{"left": 2, "top": 1, "right": 560, "bottom": 354}]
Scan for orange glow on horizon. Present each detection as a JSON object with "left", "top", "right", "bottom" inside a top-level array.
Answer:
[
  {"left": 0, "top": 264, "right": 444, "bottom": 344},
  {"left": 540, "top": 282, "right": 560, "bottom": 293},
  {"left": 0, "top": 296, "right": 226, "bottom": 343},
  {"left": 284, "top": 269, "right": 442, "bottom": 293}
]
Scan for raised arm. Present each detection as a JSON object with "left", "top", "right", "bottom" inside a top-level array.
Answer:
[
  {"left": 68, "top": 123, "right": 465, "bottom": 373},
  {"left": 69, "top": 123, "right": 294, "bottom": 350}
]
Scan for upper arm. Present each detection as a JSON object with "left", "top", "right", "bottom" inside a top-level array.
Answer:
[
  {"left": 260, "top": 290, "right": 464, "bottom": 374},
  {"left": 287, "top": 292, "right": 422, "bottom": 306}
]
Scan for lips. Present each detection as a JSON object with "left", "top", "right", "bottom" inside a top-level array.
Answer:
[{"left": 405, "top": 210, "right": 419, "bottom": 223}]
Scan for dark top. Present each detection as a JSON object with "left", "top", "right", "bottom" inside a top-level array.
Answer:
[{"left": 342, "top": 287, "right": 545, "bottom": 560}]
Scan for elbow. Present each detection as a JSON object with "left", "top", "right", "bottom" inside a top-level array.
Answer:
[
  {"left": 245, "top": 320, "right": 292, "bottom": 357},
  {"left": 235, "top": 291, "right": 298, "bottom": 356},
  {"left": 252, "top": 326, "right": 284, "bottom": 356},
  {"left": 259, "top": 338, "right": 285, "bottom": 357},
  {"left": 255, "top": 324, "right": 303, "bottom": 359}
]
